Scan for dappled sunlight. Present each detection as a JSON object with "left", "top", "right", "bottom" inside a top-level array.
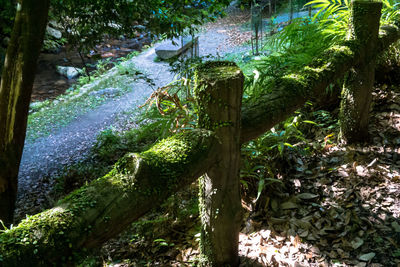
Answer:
[
  {"left": 239, "top": 230, "right": 311, "bottom": 266},
  {"left": 230, "top": 85, "right": 400, "bottom": 266}
]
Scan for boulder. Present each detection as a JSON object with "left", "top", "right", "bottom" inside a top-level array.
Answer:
[
  {"left": 46, "top": 26, "right": 62, "bottom": 39},
  {"left": 56, "top": 66, "right": 82, "bottom": 79}
]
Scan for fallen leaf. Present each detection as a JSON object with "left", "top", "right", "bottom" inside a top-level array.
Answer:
[
  {"left": 359, "top": 252, "right": 376, "bottom": 261},
  {"left": 281, "top": 201, "right": 298, "bottom": 210},
  {"left": 297, "top": 193, "right": 319, "bottom": 200},
  {"left": 391, "top": 221, "right": 400, "bottom": 233},
  {"left": 351, "top": 237, "right": 364, "bottom": 250}
]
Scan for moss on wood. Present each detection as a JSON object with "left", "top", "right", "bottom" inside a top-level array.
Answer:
[{"left": 0, "top": 129, "right": 218, "bottom": 266}]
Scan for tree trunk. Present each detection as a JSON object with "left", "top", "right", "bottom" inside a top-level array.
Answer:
[
  {"left": 0, "top": 130, "right": 219, "bottom": 266},
  {"left": 0, "top": 0, "right": 50, "bottom": 225},
  {"left": 339, "top": 1, "right": 382, "bottom": 143},
  {"left": 194, "top": 61, "right": 244, "bottom": 266}
]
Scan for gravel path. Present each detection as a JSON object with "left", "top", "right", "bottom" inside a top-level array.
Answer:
[{"left": 17, "top": 18, "right": 238, "bottom": 200}]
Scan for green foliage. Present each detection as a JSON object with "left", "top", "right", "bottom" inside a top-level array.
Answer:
[
  {"left": 381, "top": 0, "right": 400, "bottom": 24},
  {"left": 139, "top": 56, "right": 217, "bottom": 138},
  {"left": 42, "top": 36, "right": 67, "bottom": 52},
  {"left": 240, "top": 114, "right": 310, "bottom": 203},
  {"left": 50, "top": 0, "right": 230, "bottom": 53},
  {"left": 53, "top": 122, "right": 160, "bottom": 198},
  {"left": 376, "top": 40, "right": 400, "bottom": 84},
  {"left": 240, "top": 102, "right": 338, "bottom": 208},
  {"left": 0, "top": 0, "right": 15, "bottom": 38},
  {"left": 92, "top": 123, "right": 160, "bottom": 164},
  {"left": 244, "top": 0, "right": 400, "bottom": 100},
  {"left": 305, "top": 0, "right": 400, "bottom": 40},
  {"left": 244, "top": 18, "right": 332, "bottom": 100},
  {"left": 0, "top": 0, "right": 15, "bottom": 75}
]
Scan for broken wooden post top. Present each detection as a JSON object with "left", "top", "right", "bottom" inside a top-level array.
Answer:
[
  {"left": 195, "top": 61, "right": 243, "bottom": 83},
  {"left": 194, "top": 60, "right": 244, "bottom": 132},
  {"left": 350, "top": 1, "right": 382, "bottom": 37}
]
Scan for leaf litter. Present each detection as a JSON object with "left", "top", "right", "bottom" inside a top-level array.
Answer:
[{"left": 98, "top": 84, "right": 400, "bottom": 266}]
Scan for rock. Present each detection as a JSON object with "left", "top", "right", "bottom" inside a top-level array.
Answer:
[
  {"left": 29, "top": 102, "right": 43, "bottom": 112},
  {"left": 124, "top": 39, "right": 141, "bottom": 50},
  {"left": 56, "top": 66, "right": 82, "bottom": 79},
  {"left": 351, "top": 237, "right": 364, "bottom": 249},
  {"left": 89, "top": 88, "right": 119, "bottom": 97},
  {"left": 48, "top": 20, "right": 62, "bottom": 29},
  {"left": 140, "top": 36, "right": 152, "bottom": 45},
  {"left": 134, "top": 25, "right": 146, "bottom": 31},
  {"left": 46, "top": 26, "right": 62, "bottom": 39}
]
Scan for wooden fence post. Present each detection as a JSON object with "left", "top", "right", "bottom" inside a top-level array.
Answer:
[
  {"left": 339, "top": 1, "right": 382, "bottom": 143},
  {"left": 194, "top": 61, "right": 244, "bottom": 266}
]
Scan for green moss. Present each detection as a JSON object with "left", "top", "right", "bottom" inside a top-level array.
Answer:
[
  {"left": 194, "top": 61, "right": 242, "bottom": 131},
  {"left": 138, "top": 130, "right": 213, "bottom": 195},
  {"left": 0, "top": 207, "right": 76, "bottom": 265}
]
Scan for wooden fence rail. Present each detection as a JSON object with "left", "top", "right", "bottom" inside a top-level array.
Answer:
[{"left": 0, "top": 18, "right": 399, "bottom": 267}]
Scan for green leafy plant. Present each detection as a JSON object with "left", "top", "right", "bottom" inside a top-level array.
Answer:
[
  {"left": 244, "top": 17, "right": 333, "bottom": 100},
  {"left": 139, "top": 56, "right": 216, "bottom": 138},
  {"left": 140, "top": 82, "right": 197, "bottom": 138},
  {"left": 305, "top": 0, "right": 400, "bottom": 40},
  {"left": 240, "top": 164, "right": 283, "bottom": 201},
  {"left": 50, "top": 0, "right": 230, "bottom": 57}
]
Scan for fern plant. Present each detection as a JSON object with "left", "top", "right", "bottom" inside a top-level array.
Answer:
[
  {"left": 305, "top": 0, "right": 400, "bottom": 40},
  {"left": 245, "top": 0, "right": 400, "bottom": 101}
]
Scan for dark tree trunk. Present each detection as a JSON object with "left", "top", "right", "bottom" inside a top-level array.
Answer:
[
  {"left": 0, "top": 0, "right": 50, "bottom": 225},
  {"left": 194, "top": 62, "right": 244, "bottom": 266},
  {"left": 339, "top": 1, "right": 382, "bottom": 143}
]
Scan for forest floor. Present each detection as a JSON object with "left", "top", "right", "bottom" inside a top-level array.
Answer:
[
  {"left": 94, "top": 84, "right": 400, "bottom": 267},
  {"left": 14, "top": 4, "right": 400, "bottom": 267}
]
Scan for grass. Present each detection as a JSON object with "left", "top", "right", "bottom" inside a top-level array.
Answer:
[{"left": 26, "top": 52, "right": 141, "bottom": 142}]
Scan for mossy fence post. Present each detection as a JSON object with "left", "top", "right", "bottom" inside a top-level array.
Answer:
[
  {"left": 194, "top": 61, "right": 244, "bottom": 266},
  {"left": 339, "top": 1, "right": 382, "bottom": 143}
]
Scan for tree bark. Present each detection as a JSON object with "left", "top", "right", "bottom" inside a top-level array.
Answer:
[
  {"left": 0, "top": 0, "right": 50, "bottom": 225},
  {"left": 339, "top": 1, "right": 382, "bottom": 143},
  {"left": 194, "top": 62, "right": 244, "bottom": 266}
]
